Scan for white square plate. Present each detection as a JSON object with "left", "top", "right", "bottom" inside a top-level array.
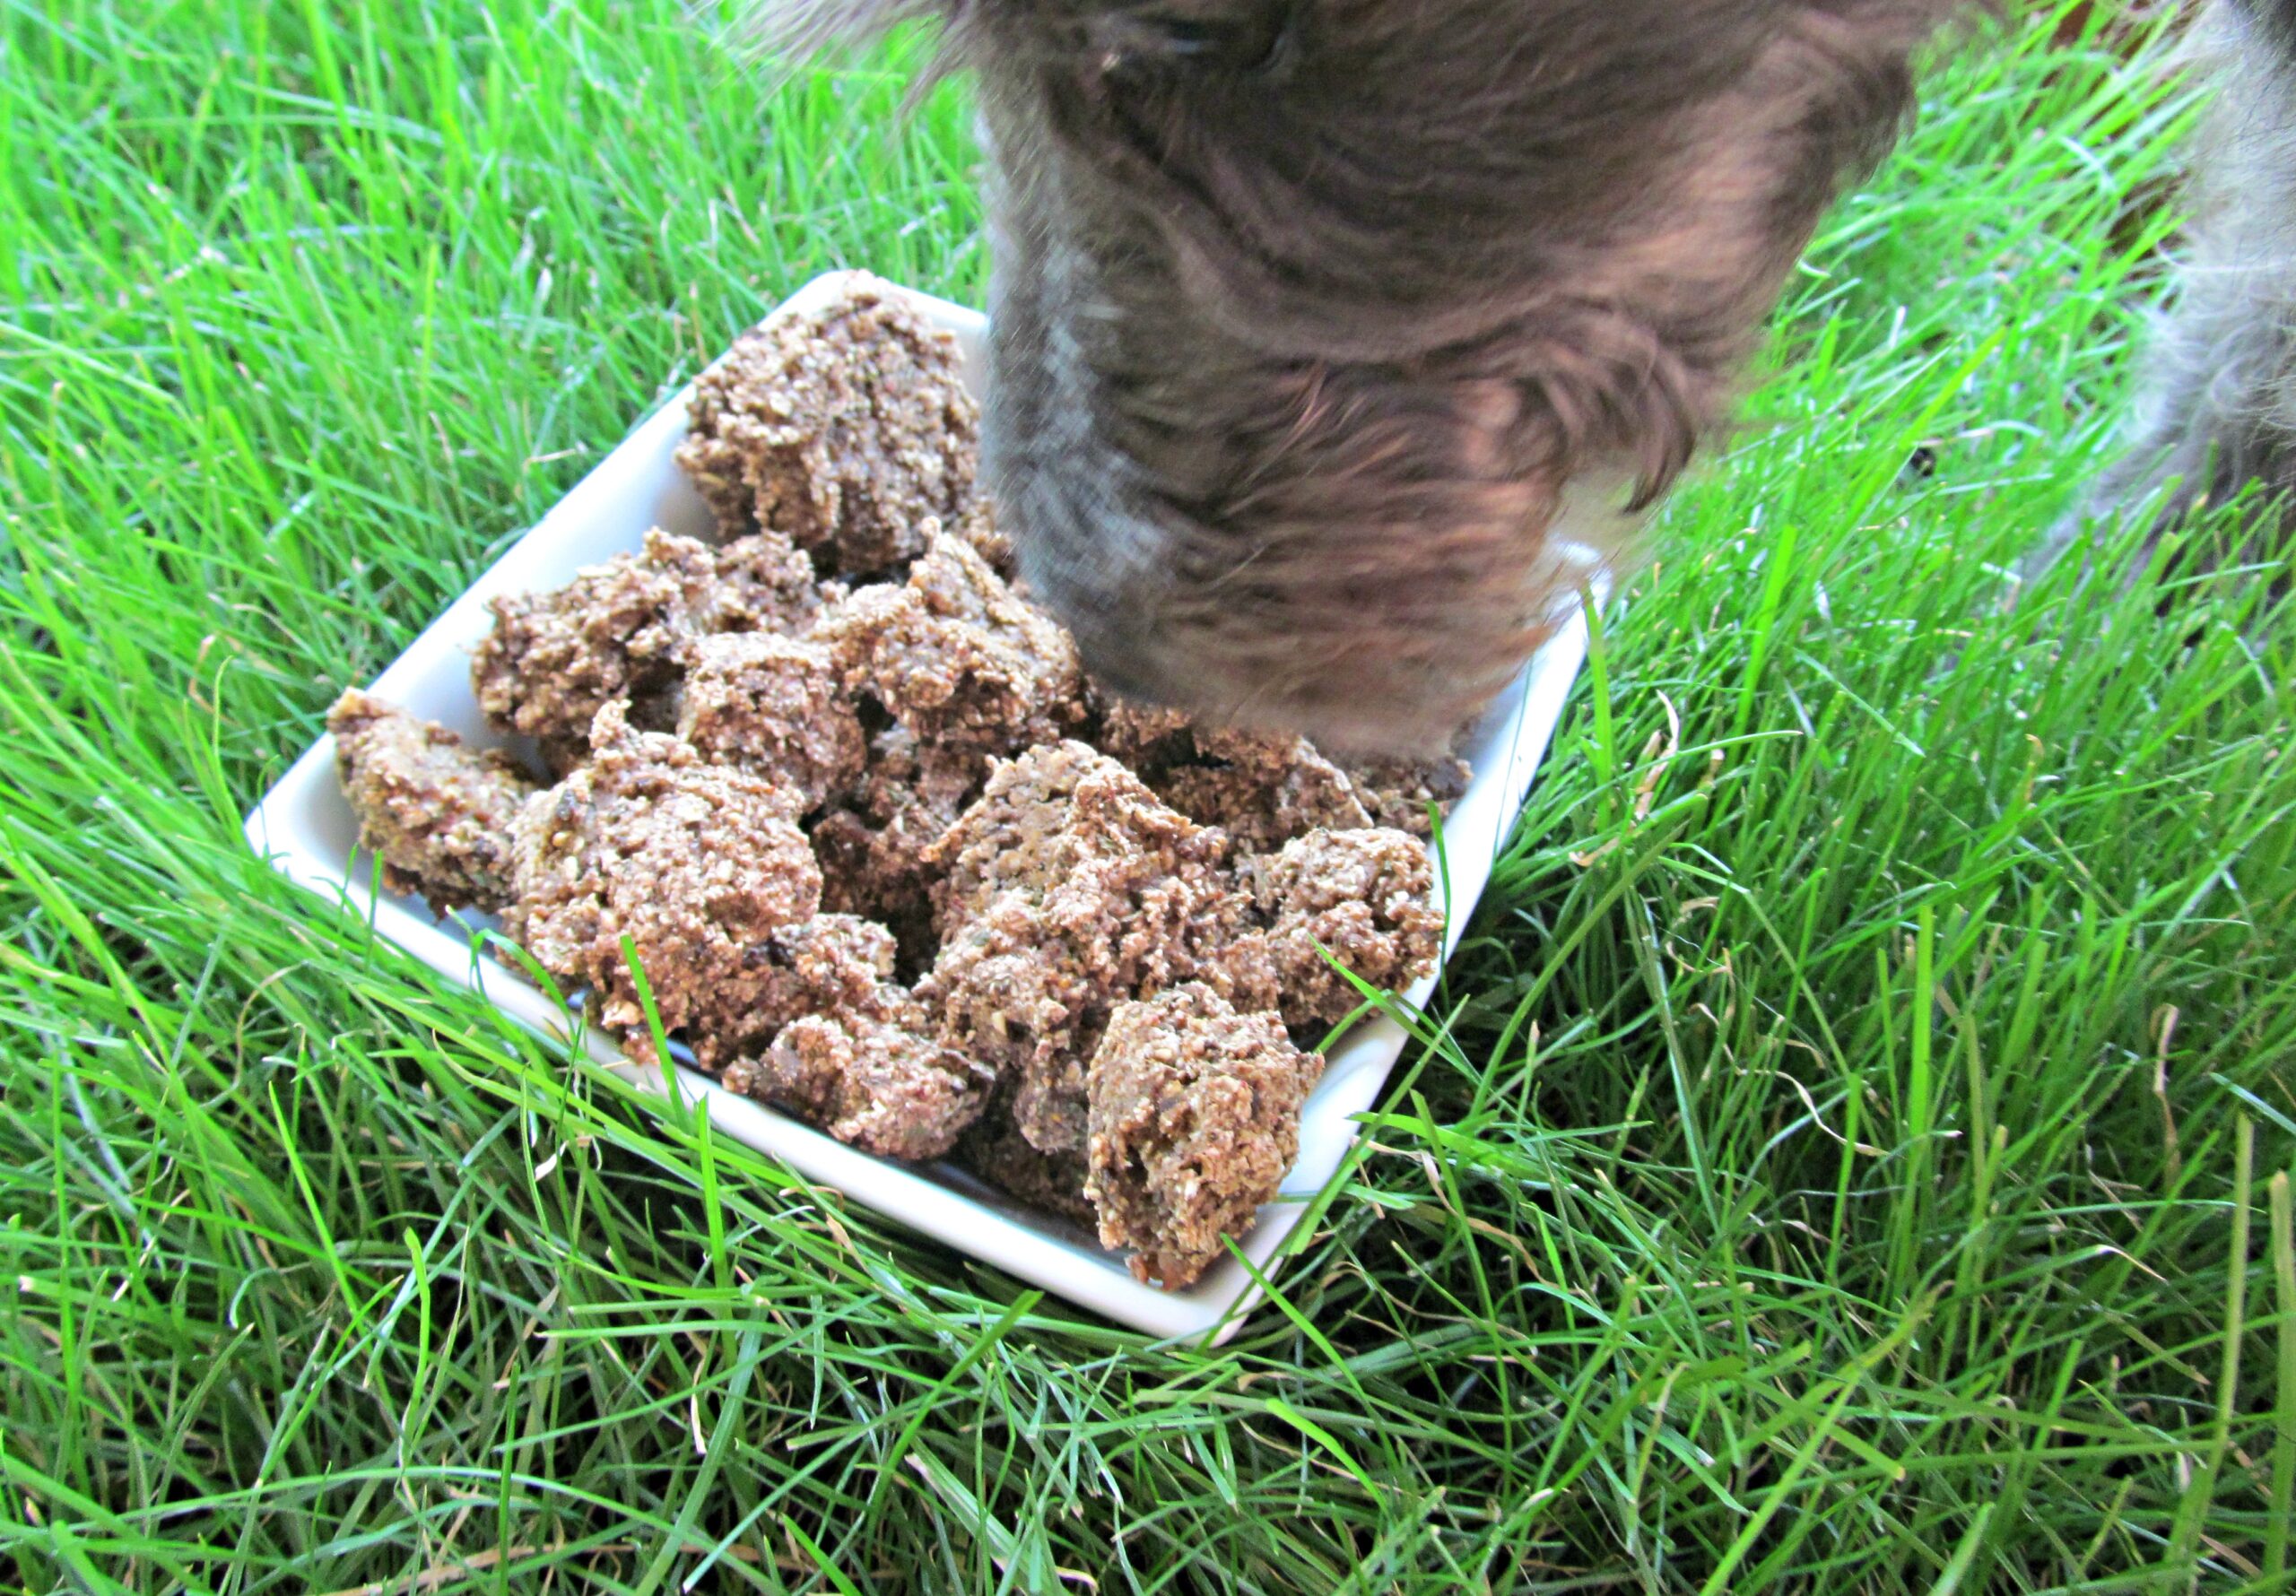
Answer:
[{"left": 244, "top": 271, "right": 1592, "bottom": 1343}]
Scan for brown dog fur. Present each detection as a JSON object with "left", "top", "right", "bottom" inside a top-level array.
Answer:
[{"left": 758, "top": 0, "right": 2292, "bottom": 748}]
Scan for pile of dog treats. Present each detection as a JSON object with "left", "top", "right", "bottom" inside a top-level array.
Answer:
[{"left": 328, "top": 276, "right": 1465, "bottom": 1288}]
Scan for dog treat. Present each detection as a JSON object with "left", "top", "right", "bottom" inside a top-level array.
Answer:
[
  {"left": 1096, "top": 704, "right": 1377, "bottom": 854},
  {"left": 1092, "top": 701, "right": 1198, "bottom": 769},
  {"left": 473, "top": 528, "right": 822, "bottom": 750},
  {"left": 817, "top": 532, "right": 1089, "bottom": 753},
  {"left": 919, "top": 742, "right": 1247, "bottom": 1153},
  {"left": 726, "top": 1007, "right": 991, "bottom": 1160},
  {"left": 712, "top": 528, "right": 837, "bottom": 637},
  {"left": 811, "top": 727, "right": 988, "bottom": 966},
  {"left": 1228, "top": 826, "right": 1445, "bottom": 1028},
  {"left": 503, "top": 701, "right": 820, "bottom": 1056},
  {"left": 955, "top": 1089, "right": 1098, "bottom": 1226},
  {"left": 1344, "top": 752, "right": 1473, "bottom": 838},
  {"left": 1083, "top": 984, "right": 1326, "bottom": 1288},
  {"left": 326, "top": 690, "right": 534, "bottom": 915},
  {"left": 676, "top": 632, "right": 865, "bottom": 814},
  {"left": 717, "top": 915, "right": 992, "bottom": 1159},
  {"left": 952, "top": 498, "right": 1015, "bottom": 576},
  {"left": 676, "top": 276, "right": 980, "bottom": 578},
  {"left": 1154, "top": 730, "right": 1373, "bottom": 855},
  {"left": 680, "top": 909, "right": 899, "bottom": 1071}
]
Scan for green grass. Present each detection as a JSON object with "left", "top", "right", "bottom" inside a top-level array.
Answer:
[{"left": 3, "top": 0, "right": 2292, "bottom": 1589}]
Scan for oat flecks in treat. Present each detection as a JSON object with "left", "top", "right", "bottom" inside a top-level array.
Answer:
[
  {"left": 756, "top": 912, "right": 900, "bottom": 1015},
  {"left": 715, "top": 914, "right": 993, "bottom": 1159},
  {"left": 1160, "top": 729, "right": 1373, "bottom": 856},
  {"left": 677, "top": 632, "right": 865, "bottom": 814},
  {"left": 811, "top": 726, "right": 987, "bottom": 967},
  {"left": 472, "top": 527, "right": 823, "bottom": 752},
  {"left": 695, "top": 911, "right": 897, "bottom": 1071},
  {"left": 918, "top": 742, "right": 1248, "bottom": 1154},
  {"left": 1084, "top": 983, "right": 1326, "bottom": 1290},
  {"left": 327, "top": 690, "right": 535, "bottom": 915},
  {"left": 952, "top": 498, "right": 1015, "bottom": 577},
  {"left": 1344, "top": 752, "right": 1473, "bottom": 838},
  {"left": 1228, "top": 826, "right": 1445, "bottom": 1029},
  {"left": 816, "top": 532, "right": 1088, "bottom": 754},
  {"left": 712, "top": 529, "right": 836, "bottom": 638},
  {"left": 726, "top": 1007, "right": 991, "bottom": 1162},
  {"left": 1092, "top": 701, "right": 1376, "bottom": 855},
  {"left": 503, "top": 701, "right": 820, "bottom": 1059},
  {"left": 1092, "top": 701, "right": 1198, "bottom": 771},
  {"left": 675, "top": 275, "right": 979, "bottom": 578}
]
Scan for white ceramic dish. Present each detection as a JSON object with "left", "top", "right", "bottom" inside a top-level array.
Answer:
[{"left": 243, "top": 271, "right": 1592, "bottom": 1343}]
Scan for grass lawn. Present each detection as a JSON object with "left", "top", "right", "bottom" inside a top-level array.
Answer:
[{"left": 4, "top": 1, "right": 2294, "bottom": 1590}]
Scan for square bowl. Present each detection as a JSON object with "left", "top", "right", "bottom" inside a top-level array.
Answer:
[{"left": 243, "top": 270, "right": 1593, "bottom": 1343}]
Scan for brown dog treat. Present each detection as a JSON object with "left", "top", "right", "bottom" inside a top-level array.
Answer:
[
  {"left": 1092, "top": 701, "right": 1198, "bottom": 771},
  {"left": 816, "top": 533, "right": 1088, "bottom": 754},
  {"left": 756, "top": 912, "right": 900, "bottom": 1013},
  {"left": 812, "top": 727, "right": 988, "bottom": 968},
  {"left": 690, "top": 911, "right": 899, "bottom": 1072},
  {"left": 954, "top": 1083, "right": 1098, "bottom": 1226},
  {"left": 918, "top": 742, "right": 1248, "bottom": 1153},
  {"left": 327, "top": 690, "right": 534, "bottom": 915},
  {"left": 1091, "top": 702, "right": 1377, "bottom": 855},
  {"left": 710, "top": 912, "right": 993, "bottom": 1158},
  {"left": 503, "top": 701, "right": 819, "bottom": 1058},
  {"left": 676, "top": 632, "right": 865, "bottom": 814},
  {"left": 1158, "top": 729, "right": 1374, "bottom": 855},
  {"left": 471, "top": 528, "right": 823, "bottom": 751},
  {"left": 724, "top": 1005, "right": 991, "bottom": 1161},
  {"left": 675, "top": 276, "right": 979, "bottom": 577},
  {"left": 1226, "top": 827, "right": 1444, "bottom": 1028},
  {"left": 1084, "top": 984, "right": 1326, "bottom": 1290},
  {"left": 711, "top": 529, "right": 834, "bottom": 638},
  {"left": 952, "top": 497, "right": 1015, "bottom": 577},
  {"left": 1343, "top": 753, "right": 1473, "bottom": 838}
]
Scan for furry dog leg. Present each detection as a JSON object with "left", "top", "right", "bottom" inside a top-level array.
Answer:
[{"left": 2033, "top": 0, "right": 2296, "bottom": 582}]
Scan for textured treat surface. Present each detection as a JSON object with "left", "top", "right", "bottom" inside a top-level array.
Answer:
[
  {"left": 328, "top": 690, "right": 534, "bottom": 915},
  {"left": 1229, "top": 827, "right": 1446, "bottom": 1029},
  {"left": 472, "top": 528, "right": 822, "bottom": 752},
  {"left": 503, "top": 702, "right": 819, "bottom": 1057},
  {"left": 812, "top": 727, "right": 987, "bottom": 968},
  {"left": 1084, "top": 984, "right": 1326, "bottom": 1288},
  {"left": 725, "top": 1004, "right": 990, "bottom": 1162},
  {"left": 1344, "top": 752, "right": 1474, "bottom": 838},
  {"left": 676, "top": 632, "right": 865, "bottom": 814},
  {"left": 676, "top": 276, "right": 980, "bottom": 578},
  {"left": 919, "top": 742, "right": 1248, "bottom": 1154},
  {"left": 818, "top": 532, "right": 1088, "bottom": 753}
]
